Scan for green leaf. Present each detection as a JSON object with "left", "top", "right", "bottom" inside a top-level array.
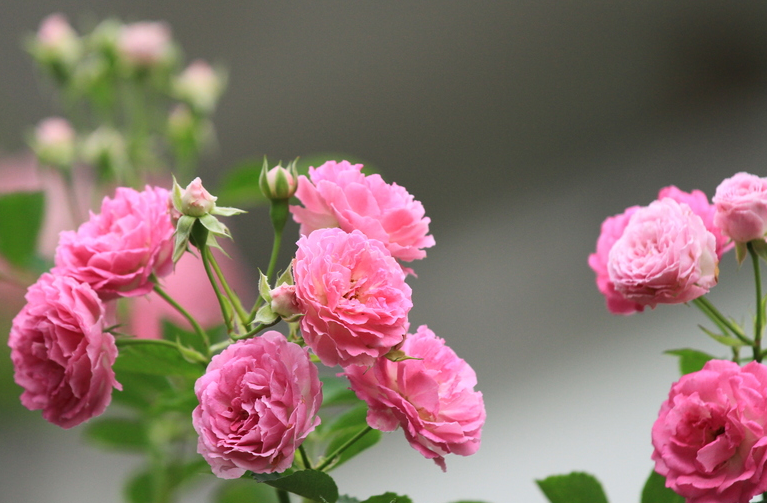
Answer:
[
  {"left": 664, "top": 348, "right": 716, "bottom": 375},
  {"left": 113, "top": 340, "right": 206, "bottom": 378},
  {"left": 0, "top": 191, "right": 44, "bottom": 267},
  {"left": 320, "top": 375, "right": 358, "bottom": 408},
  {"left": 83, "top": 417, "right": 147, "bottom": 451},
  {"left": 124, "top": 470, "right": 153, "bottom": 503},
  {"left": 252, "top": 469, "right": 339, "bottom": 503},
  {"left": 217, "top": 160, "right": 269, "bottom": 208},
  {"left": 110, "top": 371, "right": 173, "bottom": 411},
  {"left": 321, "top": 404, "right": 381, "bottom": 470},
  {"left": 535, "top": 472, "right": 609, "bottom": 503},
  {"left": 361, "top": 493, "right": 413, "bottom": 503},
  {"left": 162, "top": 320, "right": 207, "bottom": 355},
  {"left": 641, "top": 470, "right": 684, "bottom": 503},
  {"left": 215, "top": 479, "right": 279, "bottom": 503}
]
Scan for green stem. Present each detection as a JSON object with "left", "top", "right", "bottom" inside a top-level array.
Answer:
[
  {"left": 114, "top": 337, "right": 180, "bottom": 349},
  {"left": 153, "top": 284, "right": 210, "bottom": 350},
  {"left": 277, "top": 488, "right": 291, "bottom": 503},
  {"left": 298, "top": 445, "right": 313, "bottom": 470},
  {"left": 250, "top": 199, "right": 288, "bottom": 320},
  {"left": 232, "top": 321, "right": 278, "bottom": 341},
  {"left": 200, "top": 242, "right": 235, "bottom": 334},
  {"left": 204, "top": 246, "right": 250, "bottom": 326},
  {"left": 315, "top": 426, "right": 373, "bottom": 472},
  {"left": 692, "top": 297, "right": 751, "bottom": 345},
  {"left": 751, "top": 242, "right": 764, "bottom": 362}
]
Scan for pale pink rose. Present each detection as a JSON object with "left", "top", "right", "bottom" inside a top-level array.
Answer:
[
  {"left": 34, "top": 13, "right": 81, "bottom": 68},
  {"left": 588, "top": 205, "right": 644, "bottom": 315},
  {"left": 37, "top": 13, "right": 76, "bottom": 48},
  {"left": 344, "top": 325, "right": 485, "bottom": 471},
  {"left": 53, "top": 186, "right": 174, "bottom": 299},
  {"left": 659, "top": 185, "right": 733, "bottom": 258},
  {"left": 290, "top": 160, "right": 435, "bottom": 262},
  {"left": 117, "top": 21, "right": 172, "bottom": 67},
  {"left": 293, "top": 228, "right": 412, "bottom": 367},
  {"left": 652, "top": 360, "right": 767, "bottom": 503},
  {"left": 8, "top": 273, "right": 120, "bottom": 428},
  {"left": 193, "top": 332, "right": 322, "bottom": 478},
  {"left": 713, "top": 172, "right": 767, "bottom": 243},
  {"left": 180, "top": 177, "right": 216, "bottom": 217},
  {"left": 174, "top": 59, "right": 223, "bottom": 113},
  {"left": 608, "top": 198, "right": 718, "bottom": 307},
  {"left": 33, "top": 117, "right": 76, "bottom": 166}
]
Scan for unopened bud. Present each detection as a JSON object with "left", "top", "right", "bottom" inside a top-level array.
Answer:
[
  {"left": 29, "top": 13, "right": 82, "bottom": 80},
  {"left": 117, "top": 21, "right": 174, "bottom": 69},
  {"left": 269, "top": 283, "right": 302, "bottom": 321},
  {"left": 32, "top": 117, "right": 76, "bottom": 167},
  {"left": 173, "top": 60, "right": 225, "bottom": 114},
  {"left": 181, "top": 177, "right": 217, "bottom": 217},
  {"left": 259, "top": 158, "right": 298, "bottom": 200}
]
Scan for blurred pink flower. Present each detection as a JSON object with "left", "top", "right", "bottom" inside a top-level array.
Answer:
[
  {"left": 33, "top": 116, "right": 76, "bottom": 166},
  {"left": 174, "top": 59, "right": 223, "bottom": 113},
  {"left": 294, "top": 228, "right": 411, "bottom": 367},
  {"left": 344, "top": 325, "right": 485, "bottom": 471},
  {"left": 290, "top": 160, "right": 434, "bottom": 262},
  {"left": 193, "top": 332, "right": 322, "bottom": 478},
  {"left": 53, "top": 186, "right": 174, "bottom": 299},
  {"left": 652, "top": 360, "right": 767, "bottom": 503},
  {"left": 713, "top": 172, "right": 767, "bottom": 244},
  {"left": 608, "top": 198, "right": 718, "bottom": 308},
  {"left": 8, "top": 273, "right": 120, "bottom": 428},
  {"left": 117, "top": 21, "right": 172, "bottom": 67}
]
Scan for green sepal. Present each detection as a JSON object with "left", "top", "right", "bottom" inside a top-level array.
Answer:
[
  {"left": 254, "top": 303, "right": 279, "bottom": 325},
  {"left": 199, "top": 213, "right": 231, "bottom": 238},
  {"left": 751, "top": 238, "right": 767, "bottom": 264},
  {"left": 252, "top": 469, "right": 339, "bottom": 503},
  {"left": 173, "top": 215, "right": 195, "bottom": 263},
  {"left": 258, "top": 269, "right": 272, "bottom": 301},
  {"left": 211, "top": 206, "right": 246, "bottom": 217},
  {"left": 171, "top": 175, "right": 184, "bottom": 212},
  {"left": 536, "top": 472, "right": 609, "bottom": 503},
  {"left": 735, "top": 241, "right": 748, "bottom": 266},
  {"left": 276, "top": 265, "right": 294, "bottom": 286}
]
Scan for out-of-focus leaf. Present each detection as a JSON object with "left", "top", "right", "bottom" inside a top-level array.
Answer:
[
  {"left": 536, "top": 472, "right": 609, "bottom": 503},
  {"left": 362, "top": 493, "right": 413, "bottom": 503},
  {"left": 216, "top": 160, "right": 268, "bottom": 208},
  {"left": 641, "top": 470, "right": 684, "bottom": 503},
  {"left": 113, "top": 340, "right": 205, "bottom": 378},
  {"left": 252, "top": 469, "right": 339, "bottom": 503},
  {"left": 162, "top": 320, "right": 207, "bottom": 355},
  {"left": 111, "top": 371, "right": 172, "bottom": 411},
  {"left": 0, "top": 191, "right": 44, "bottom": 267},
  {"left": 320, "top": 375, "right": 358, "bottom": 408},
  {"left": 215, "top": 479, "right": 279, "bottom": 503},
  {"left": 125, "top": 470, "right": 153, "bottom": 503},
  {"left": 83, "top": 417, "right": 147, "bottom": 451},
  {"left": 321, "top": 403, "right": 381, "bottom": 470},
  {"left": 664, "top": 348, "right": 716, "bottom": 375}
]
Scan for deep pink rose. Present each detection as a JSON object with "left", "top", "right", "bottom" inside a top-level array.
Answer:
[
  {"left": 659, "top": 185, "right": 733, "bottom": 258},
  {"left": 344, "top": 326, "right": 485, "bottom": 471},
  {"left": 588, "top": 205, "right": 644, "bottom": 315},
  {"left": 290, "top": 160, "right": 435, "bottom": 262},
  {"left": 652, "top": 360, "right": 767, "bottom": 503},
  {"left": 53, "top": 185, "right": 174, "bottom": 299},
  {"left": 608, "top": 198, "right": 718, "bottom": 307},
  {"left": 713, "top": 172, "right": 767, "bottom": 243},
  {"left": 293, "top": 228, "right": 412, "bottom": 367},
  {"left": 193, "top": 332, "right": 322, "bottom": 478},
  {"left": 8, "top": 273, "right": 120, "bottom": 428}
]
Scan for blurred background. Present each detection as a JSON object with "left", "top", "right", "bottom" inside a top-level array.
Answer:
[{"left": 2, "top": 1, "right": 767, "bottom": 502}]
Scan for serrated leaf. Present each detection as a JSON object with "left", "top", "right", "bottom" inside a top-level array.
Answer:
[
  {"left": 216, "top": 160, "right": 269, "bottom": 208},
  {"left": 114, "top": 341, "right": 205, "bottom": 378},
  {"left": 641, "top": 470, "right": 684, "bottom": 503},
  {"left": 83, "top": 417, "right": 147, "bottom": 451},
  {"left": 536, "top": 472, "right": 609, "bottom": 503},
  {"left": 252, "top": 469, "right": 339, "bottom": 503},
  {"left": 0, "top": 191, "right": 44, "bottom": 267},
  {"left": 665, "top": 348, "right": 716, "bottom": 375},
  {"left": 362, "top": 493, "right": 412, "bottom": 503},
  {"left": 215, "top": 479, "right": 279, "bottom": 503}
]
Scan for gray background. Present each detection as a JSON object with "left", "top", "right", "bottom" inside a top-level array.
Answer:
[{"left": 1, "top": 1, "right": 767, "bottom": 502}]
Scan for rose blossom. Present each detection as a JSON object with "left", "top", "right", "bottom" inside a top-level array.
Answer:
[
  {"left": 344, "top": 325, "right": 485, "bottom": 471},
  {"left": 290, "top": 160, "right": 435, "bottom": 262},
  {"left": 33, "top": 116, "right": 76, "bottom": 166},
  {"left": 588, "top": 205, "right": 644, "bottom": 315},
  {"left": 117, "top": 21, "right": 172, "bottom": 67},
  {"left": 293, "top": 228, "right": 412, "bottom": 367},
  {"left": 8, "top": 273, "right": 120, "bottom": 428},
  {"left": 652, "top": 360, "right": 767, "bottom": 503},
  {"left": 193, "top": 332, "right": 322, "bottom": 478},
  {"left": 53, "top": 185, "right": 174, "bottom": 299},
  {"left": 607, "top": 198, "right": 718, "bottom": 307},
  {"left": 659, "top": 185, "right": 733, "bottom": 258},
  {"left": 713, "top": 172, "right": 767, "bottom": 243}
]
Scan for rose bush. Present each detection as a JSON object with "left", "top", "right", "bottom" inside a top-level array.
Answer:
[
  {"left": 293, "top": 228, "right": 412, "bottom": 367},
  {"left": 344, "top": 325, "right": 485, "bottom": 471},
  {"left": 8, "top": 273, "right": 120, "bottom": 428},
  {"left": 651, "top": 360, "right": 767, "bottom": 503},
  {"left": 53, "top": 185, "right": 174, "bottom": 299},
  {"left": 192, "top": 332, "right": 322, "bottom": 478},
  {"left": 713, "top": 172, "right": 767, "bottom": 244},
  {"left": 290, "top": 160, "right": 434, "bottom": 262},
  {"left": 607, "top": 198, "right": 718, "bottom": 308}
]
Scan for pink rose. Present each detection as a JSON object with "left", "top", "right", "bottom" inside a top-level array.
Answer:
[
  {"left": 588, "top": 205, "right": 644, "bottom": 315},
  {"left": 33, "top": 116, "right": 76, "bottom": 166},
  {"left": 290, "top": 160, "right": 435, "bottom": 262},
  {"left": 53, "top": 185, "right": 174, "bottom": 299},
  {"left": 117, "top": 21, "right": 172, "bottom": 67},
  {"left": 193, "top": 332, "right": 322, "bottom": 478},
  {"left": 713, "top": 172, "right": 767, "bottom": 243},
  {"left": 34, "top": 13, "right": 80, "bottom": 66},
  {"left": 8, "top": 273, "right": 120, "bottom": 428},
  {"left": 659, "top": 185, "right": 733, "bottom": 258},
  {"left": 608, "top": 198, "right": 718, "bottom": 307},
  {"left": 344, "top": 326, "right": 485, "bottom": 471},
  {"left": 293, "top": 228, "right": 412, "bottom": 367},
  {"left": 652, "top": 360, "right": 767, "bottom": 503}
]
